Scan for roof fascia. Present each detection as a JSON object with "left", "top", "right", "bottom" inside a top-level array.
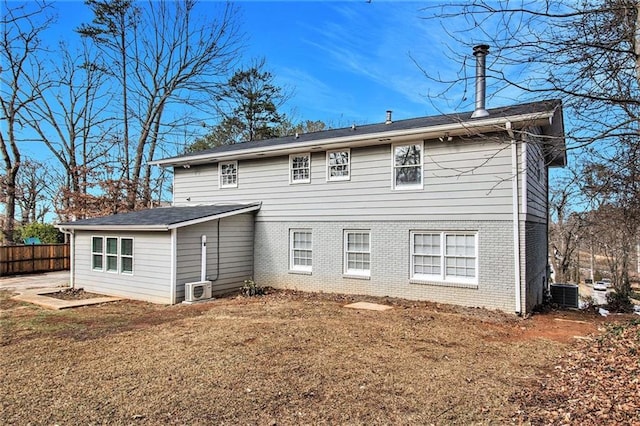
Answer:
[
  {"left": 166, "top": 203, "right": 261, "bottom": 229},
  {"left": 152, "top": 110, "right": 556, "bottom": 168}
]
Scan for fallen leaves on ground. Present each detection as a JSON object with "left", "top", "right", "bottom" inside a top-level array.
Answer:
[{"left": 512, "top": 318, "right": 640, "bottom": 425}]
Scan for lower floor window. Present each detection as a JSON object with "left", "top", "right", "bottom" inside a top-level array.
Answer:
[
  {"left": 411, "top": 231, "right": 477, "bottom": 283},
  {"left": 290, "top": 229, "right": 312, "bottom": 272},
  {"left": 344, "top": 230, "right": 371, "bottom": 276},
  {"left": 91, "top": 236, "right": 134, "bottom": 275}
]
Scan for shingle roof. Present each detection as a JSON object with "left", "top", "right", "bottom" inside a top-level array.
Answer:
[
  {"left": 156, "top": 99, "right": 562, "bottom": 164},
  {"left": 57, "top": 203, "right": 261, "bottom": 230}
]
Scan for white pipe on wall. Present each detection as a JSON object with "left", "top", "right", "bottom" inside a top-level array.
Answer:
[{"left": 201, "top": 234, "right": 207, "bottom": 282}]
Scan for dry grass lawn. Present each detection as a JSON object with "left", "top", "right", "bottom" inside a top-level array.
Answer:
[{"left": 0, "top": 289, "right": 606, "bottom": 424}]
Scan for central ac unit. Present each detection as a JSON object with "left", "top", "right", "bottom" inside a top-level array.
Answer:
[{"left": 184, "top": 281, "right": 212, "bottom": 303}]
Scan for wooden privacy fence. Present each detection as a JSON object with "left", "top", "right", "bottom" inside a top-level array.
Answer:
[{"left": 0, "top": 244, "right": 70, "bottom": 276}]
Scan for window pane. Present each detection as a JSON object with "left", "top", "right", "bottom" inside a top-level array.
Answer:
[
  {"left": 121, "top": 238, "right": 133, "bottom": 256},
  {"left": 92, "top": 237, "right": 103, "bottom": 253},
  {"left": 106, "top": 256, "right": 118, "bottom": 272},
  {"left": 92, "top": 254, "right": 103, "bottom": 270},
  {"left": 106, "top": 238, "right": 117, "bottom": 255},
  {"left": 394, "top": 145, "right": 421, "bottom": 166},
  {"left": 395, "top": 166, "right": 421, "bottom": 185},
  {"left": 121, "top": 257, "right": 133, "bottom": 273}
]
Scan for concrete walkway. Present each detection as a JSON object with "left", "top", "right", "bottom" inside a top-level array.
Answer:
[
  {"left": 1, "top": 271, "right": 122, "bottom": 310},
  {"left": 0, "top": 270, "right": 69, "bottom": 291}
]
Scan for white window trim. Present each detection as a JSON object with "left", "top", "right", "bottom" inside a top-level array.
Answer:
[
  {"left": 219, "top": 160, "right": 238, "bottom": 188},
  {"left": 391, "top": 141, "right": 424, "bottom": 190},
  {"left": 91, "top": 236, "right": 104, "bottom": 271},
  {"left": 343, "top": 230, "right": 371, "bottom": 277},
  {"left": 410, "top": 231, "right": 478, "bottom": 285},
  {"left": 326, "top": 149, "right": 351, "bottom": 182},
  {"left": 105, "top": 237, "right": 119, "bottom": 274},
  {"left": 91, "top": 236, "right": 134, "bottom": 275},
  {"left": 289, "top": 229, "right": 312, "bottom": 273},
  {"left": 120, "top": 237, "right": 134, "bottom": 275},
  {"left": 289, "top": 153, "right": 311, "bottom": 184}
]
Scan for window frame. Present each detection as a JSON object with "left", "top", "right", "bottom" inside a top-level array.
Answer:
[
  {"left": 219, "top": 160, "right": 238, "bottom": 188},
  {"left": 391, "top": 141, "right": 424, "bottom": 190},
  {"left": 326, "top": 149, "right": 351, "bottom": 182},
  {"left": 120, "top": 237, "right": 134, "bottom": 275},
  {"left": 343, "top": 230, "right": 371, "bottom": 277},
  {"left": 410, "top": 231, "right": 478, "bottom": 285},
  {"left": 105, "top": 237, "right": 119, "bottom": 273},
  {"left": 289, "top": 153, "right": 311, "bottom": 184},
  {"left": 91, "top": 236, "right": 104, "bottom": 271},
  {"left": 289, "top": 229, "right": 312, "bottom": 273}
]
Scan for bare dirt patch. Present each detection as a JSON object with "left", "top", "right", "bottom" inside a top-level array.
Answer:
[
  {"left": 43, "top": 288, "right": 104, "bottom": 301},
  {"left": 0, "top": 289, "right": 631, "bottom": 424}
]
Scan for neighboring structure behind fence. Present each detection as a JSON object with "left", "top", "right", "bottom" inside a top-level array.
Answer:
[{"left": 0, "top": 244, "right": 70, "bottom": 276}]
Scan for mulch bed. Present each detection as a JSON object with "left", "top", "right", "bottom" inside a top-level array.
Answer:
[{"left": 45, "top": 288, "right": 104, "bottom": 300}]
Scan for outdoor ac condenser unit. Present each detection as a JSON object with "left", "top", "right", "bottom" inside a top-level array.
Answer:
[
  {"left": 184, "top": 281, "right": 212, "bottom": 303},
  {"left": 550, "top": 284, "right": 579, "bottom": 309}
]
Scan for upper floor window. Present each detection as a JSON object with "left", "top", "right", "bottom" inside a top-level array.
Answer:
[
  {"left": 219, "top": 161, "right": 238, "bottom": 188},
  {"left": 290, "top": 153, "right": 311, "bottom": 184},
  {"left": 392, "top": 142, "right": 423, "bottom": 190},
  {"left": 327, "top": 149, "right": 350, "bottom": 181}
]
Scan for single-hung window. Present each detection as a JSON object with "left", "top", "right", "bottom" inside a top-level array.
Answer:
[
  {"left": 393, "top": 142, "right": 423, "bottom": 190},
  {"left": 327, "top": 149, "right": 350, "bottom": 181},
  {"left": 219, "top": 161, "right": 238, "bottom": 188},
  {"left": 120, "top": 238, "right": 134, "bottom": 274},
  {"left": 91, "top": 236, "right": 103, "bottom": 271},
  {"left": 412, "top": 233, "right": 441, "bottom": 278},
  {"left": 290, "top": 229, "right": 312, "bottom": 272},
  {"left": 105, "top": 237, "right": 118, "bottom": 272},
  {"left": 344, "top": 230, "right": 370, "bottom": 276},
  {"left": 290, "top": 153, "right": 310, "bottom": 184}
]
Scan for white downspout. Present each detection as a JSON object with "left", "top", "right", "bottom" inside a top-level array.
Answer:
[
  {"left": 59, "top": 228, "right": 75, "bottom": 289},
  {"left": 201, "top": 235, "right": 207, "bottom": 282},
  {"left": 508, "top": 122, "right": 522, "bottom": 315},
  {"left": 170, "top": 229, "right": 177, "bottom": 304}
]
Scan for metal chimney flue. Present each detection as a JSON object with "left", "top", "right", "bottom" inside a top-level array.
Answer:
[
  {"left": 471, "top": 44, "right": 490, "bottom": 118},
  {"left": 385, "top": 110, "right": 393, "bottom": 124}
]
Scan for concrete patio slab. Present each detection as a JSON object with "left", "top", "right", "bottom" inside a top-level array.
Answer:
[{"left": 344, "top": 301, "right": 392, "bottom": 311}]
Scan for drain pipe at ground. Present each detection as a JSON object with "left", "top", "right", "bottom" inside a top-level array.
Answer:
[{"left": 58, "top": 227, "right": 75, "bottom": 289}]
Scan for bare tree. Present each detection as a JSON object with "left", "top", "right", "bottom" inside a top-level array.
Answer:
[
  {"left": 15, "top": 159, "right": 51, "bottom": 223},
  {"left": 22, "top": 40, "right": 115, "bottom": 217},
  {"left": 78, "top": 0, "right": 244, "bottom": 209},
  {"left": 0, "top": 1, "right": 53, "bottom": 243}
]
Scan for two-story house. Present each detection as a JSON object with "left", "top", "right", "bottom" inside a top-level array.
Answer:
[{"left": 58, "top": 47, "right": 566, "bottom": 314}]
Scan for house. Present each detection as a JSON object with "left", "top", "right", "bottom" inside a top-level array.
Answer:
[{"left": 57, "top": 47, "right": 566, "bottom": 313}]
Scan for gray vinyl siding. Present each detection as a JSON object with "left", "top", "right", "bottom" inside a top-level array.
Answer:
[
  {"left": 253, "top": 220, "right": 517, "bottom": 312},
  {"left": 524, "top": 135, "right": 548, "bottom": 222},
  {"left": 175, "top": 213, "right": 255, "bottom": 301},
  {"left": 173, "top": 137, "right": 516, "bottom": 222},
  {"left": 73, "top": 231, "right": 172, "bottom": 304},
  {"left": 524, "top": 221, "right": 549, "bottom": 312}
]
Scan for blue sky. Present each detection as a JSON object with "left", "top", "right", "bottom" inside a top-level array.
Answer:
[{"left": 18, "top": 0, "right": 495, "bottom": 161}]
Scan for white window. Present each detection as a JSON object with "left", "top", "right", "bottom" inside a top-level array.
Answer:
[
  {"left": 290, "top": 153, "right": 311, "bottom": 184},
  {"left": 219, "top": 161, "right": 238, "bottom": 188},
  {"left": 91, "top": 236, "right": 134, "bottom": 275},
  {"left": 91, "top": 236, "right": 103, "bottom": 271},
  {"left": 290, "top": 229, "right": 312, "bottom": 272},
  {"left": 106, "top": 237, "right": 118, "bottom": 272},
  {"left": 344, "top": 230, "right": 370, "bottom": 276},
  {"left": 411, "top": 231, "right": 477, "bottom": 284},
  {"left": 327, "top": 149, "right": 350, "bottom": 181},
  {"left": 120, "top": 238, "right": 134, "bottom": 274},
  {"left": 392, "top": 142, "right": 423, "bottom": 190}
]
